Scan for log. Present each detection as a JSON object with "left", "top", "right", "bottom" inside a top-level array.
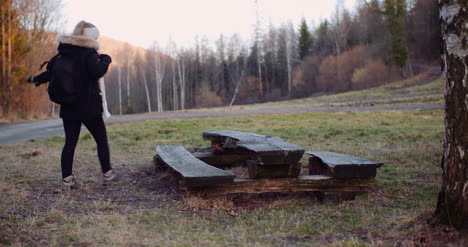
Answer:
[{"left": 184, "top": 175, "right": 375, "bottom": 196}]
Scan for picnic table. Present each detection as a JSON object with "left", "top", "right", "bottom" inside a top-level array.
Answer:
[{"left": 154, "top": 130, "right": 384, "bottom": 196}]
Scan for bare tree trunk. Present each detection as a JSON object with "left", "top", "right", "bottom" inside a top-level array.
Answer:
[
  {"left": 285, "top": 27, "right": 292, "bottom": 96},
  {"left": 118, "top": 66, "right": 122, "bottom": 115},
  {"left": 142, "top": 73, "right": 151, "bottom": 113},
  {"left": 177, "top": 58, "right": 186, "bottom": 110},
  {"left": 7, "top": 0, "right": 12, "bottom": 116},
  {"left": 126, "top": 58, "right": 131, "bottom": 112},
  {"left": 433, "top": 0, "right": 468, "bottom": 230},
  {"left": 254, "top": 0, "right": 263, "bottom": 97},
  {"left": 404, "top": 47, "right": 414, "bottom": 77},
  {"left": 1, "top": 3, "right": 6, "bottom": 117},
  {"left": 257, "top": 51, "right": 263, "bottom": 96},
  {"left": 154, "top": 53, "right": 166, "bottom": 112},
  {"left": 332, "top": 0, "right": 343, "bottom": 57},
  {"left": 51, "top": 102, "right": 55, "bottom": 116},
  {"left": 229, "top": 62, "right": 246, "bottom": 107},
  {"left": 229, "top": 78, "right": 242, "bottom": 107},
  {"left": 172, "top": 59, "right": 178, "bottom": 111}
]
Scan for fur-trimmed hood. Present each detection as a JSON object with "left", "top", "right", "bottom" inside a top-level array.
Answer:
[{"left": 56, "top": 34, "right": 100, "bottom": 50}]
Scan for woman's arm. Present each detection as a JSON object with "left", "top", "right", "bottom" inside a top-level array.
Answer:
[
  {"left": 27, "top": 54, "right": 59, "bottom": 86},
  {"left": 86, "top": 52, "right": 112, "bottom": 79}
]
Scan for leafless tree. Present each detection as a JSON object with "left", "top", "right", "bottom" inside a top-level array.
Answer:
[
  {"left": 177, "top": 51, "right": 187, "bottom": 110},
  {"left": 118, "top": 66, "right": 122, "bottom": 115},
  {"left": 254, "top": 0, "right": 264, "bottom": 96},
  {"left": 284, "top": 21, "right": 295, "bottom": 96},
  {"left": 142, "top": 72, "right": 151, "bottom": 112},
  {"left": 151, "top": 42, "right": 167, "bottom": 112},
  {"left": 227, "top": 35, "right": 248, "bottom": 107}
]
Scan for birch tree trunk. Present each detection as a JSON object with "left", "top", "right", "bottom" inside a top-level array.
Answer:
[
  {"left": 51, "top": 103, "right": 55, "bottom": 116},
  {"left": 126, "top": 58, "right": 131, "bottom": 112},
  {"left": 229, "top": 60, "right": 246, "bottom": 107},
  {"left": 285, "top": 27, "right": 293, "bottom": 96},
  {"left": 254, "top": 0, "right": 263, "bottom": 97},
  {"left": 257, "top": 47, "right": 263, "bottom": 96},
  {"left": 118, "top": 66, "right": 122, "bottom": 115},
  {"left": 154, "top": 53, "right": 166, "bottom": 112},
  {"left": 177, "top": 58, "right": 186, "bottom": 110},
  {"left": 434, "top": 0, "right": 468, "bottom": 230},
  {"left": 229, "top": 77, "right": 242, "bottom": 107},
  {"left": 172, "top": 59, "right": 178, "bottom": 111},
  {"left": 142, "top": 73, "right": 151, "bottom": 113}
]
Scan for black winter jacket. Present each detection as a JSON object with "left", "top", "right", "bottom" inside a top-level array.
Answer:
[{"left": 32, "top": 38, "right": 111, "bottom": 120}]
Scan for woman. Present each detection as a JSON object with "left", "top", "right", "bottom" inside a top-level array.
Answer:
[{"left": 29, "top": 21, "right": 115, "bottom": 188}]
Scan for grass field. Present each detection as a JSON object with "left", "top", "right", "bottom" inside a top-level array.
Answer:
[
  {"left": 1, "top": 74, "right": 466, "bottom": 246},
  {"left": 1, "top": 109, "right": 460, "bottom": 246}
]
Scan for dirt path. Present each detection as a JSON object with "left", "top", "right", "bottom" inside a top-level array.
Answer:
[{"left": 0, "top": 104, "right": 443, "bottom": 146}]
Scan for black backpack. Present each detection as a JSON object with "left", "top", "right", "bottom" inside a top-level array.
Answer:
[{"left": 48, "top": 53, "right": 80, "bottom": 105}]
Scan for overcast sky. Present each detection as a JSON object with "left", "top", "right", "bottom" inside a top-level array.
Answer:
[{"left": 63, "top": 0, "right": 358, "bottom": 48}]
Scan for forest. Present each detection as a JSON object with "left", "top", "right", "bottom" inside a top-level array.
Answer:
[{"left": 0, "top": 0, "right": 440, "bottom": 119}]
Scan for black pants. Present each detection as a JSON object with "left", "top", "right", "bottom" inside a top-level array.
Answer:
[{"left": 61, "top": 117, "right": 111, "bottom": 178}]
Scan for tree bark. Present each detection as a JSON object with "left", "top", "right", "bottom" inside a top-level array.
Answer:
[{"left": 434, "top": 0, "right": 468, "bottom": 230}]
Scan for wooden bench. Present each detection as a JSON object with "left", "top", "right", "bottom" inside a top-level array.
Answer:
[
  {"left": 202, "top": 130, "right": 305, "bottom": 178},
  {"left": 307, "top": 151, "right": 384, "bottom": 178},
  {"left": 155, "top": 145, "right": 235, "bottom": 187}
]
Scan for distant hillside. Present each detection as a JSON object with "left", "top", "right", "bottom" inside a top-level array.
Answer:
[{"left": 99, "top": 37, "right": 150, "bottom": 67}]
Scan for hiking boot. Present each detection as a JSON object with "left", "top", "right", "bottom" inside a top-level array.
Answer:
[
  {"left": 62, "top": 175, "right": 77, "bottom": 188},
  {"left": 102, "top": 169, "right": 118, "bottom": 182}
]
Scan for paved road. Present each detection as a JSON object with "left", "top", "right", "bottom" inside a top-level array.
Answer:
[{"left": 0, "top": 104, "right": 443, "bottom": 146}]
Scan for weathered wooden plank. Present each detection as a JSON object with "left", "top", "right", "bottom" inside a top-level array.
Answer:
[
  {"left": 202, "top": 130, "right": 305, "bottom": 165},
  {"left": 155, "top": 145, "right": 235, "bottom": 187},
  {"left": 193, "top": 152, "right": 252, "bottom": 167},
  {"left": 308, "top": 156, "right": 334, "bottom": 176},
  {"left": 184, "top": 175, "right": 375, "bottom": 196},
  {"left": 307, "top": 151, "right": 384, "bottom": 178},
  {"left": 247, "top": 160, "right": 302, "bottom": 179}
]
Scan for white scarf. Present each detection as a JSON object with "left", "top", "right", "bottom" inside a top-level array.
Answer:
[{"left": 99, "top": 77, "right": 111, "bottom": 119}]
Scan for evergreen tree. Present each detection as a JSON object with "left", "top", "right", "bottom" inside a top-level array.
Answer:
[
  {"left": 298, "top": 18, "right": 313, "bottom": 60},
  {"left": 384, "top": 0, "right": 408, "bottom": 70},
  {"left": 313, "top": 20, "right": 333, "bottom": 57}
]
